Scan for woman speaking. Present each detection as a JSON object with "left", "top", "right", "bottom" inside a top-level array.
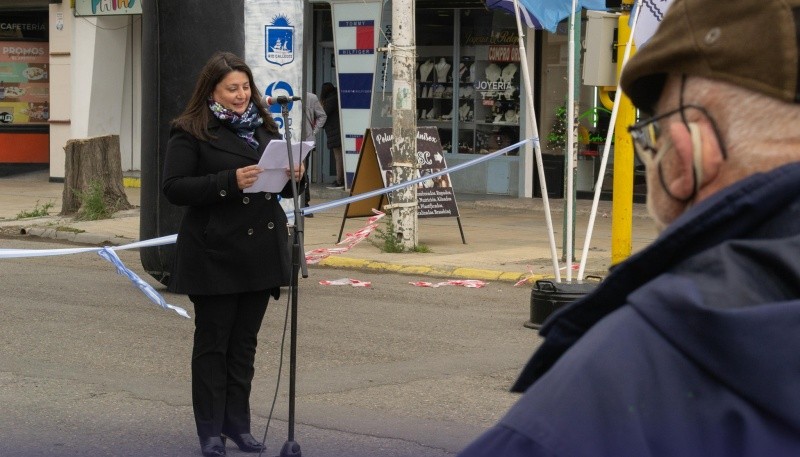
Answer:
[{"left": 162, "top": 51, "right": 304, "bottom": 457}]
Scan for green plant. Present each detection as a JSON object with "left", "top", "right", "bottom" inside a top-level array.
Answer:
[
  {"left": 578, "top": 106, "right": 612, "bottom": 125},
  {"left": 548, "top": 104, "right": 613, "bottom": 152},
  {"left": 546, "top": 104, "right": 568, "bottom": 152},
  {"left": 371, "top": 217, "right": 405, "bottom": 253},
  {"left": 370, "top": 217, "right": 431, "bottom": 253},
  {"left": 16, "top": 200, "right": 54, "bottom": 219},
  {"left": 75, "top": 180, "right": 116, "bottom": 221},
  {"left": 588, "top": 132, "right": 607, "bottom": 143}
]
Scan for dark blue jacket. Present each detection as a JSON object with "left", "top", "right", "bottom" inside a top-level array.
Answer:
[{"left": 460, "top": 163, "right": 800, "bottom": 457}]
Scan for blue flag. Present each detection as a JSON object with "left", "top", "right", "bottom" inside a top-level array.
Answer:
[
  {"left": 484, "top": 0, "right": 544, "bottom": 29},
  {"left": 518, "top": 0, "right": 608, "bottom": 32}
]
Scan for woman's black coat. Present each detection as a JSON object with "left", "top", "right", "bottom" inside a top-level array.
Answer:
[{"left": 162, "top": 117, "right": 300, "bottom": 296}]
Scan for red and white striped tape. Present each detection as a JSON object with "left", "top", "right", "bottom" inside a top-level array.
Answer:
[
  {"left": 305, "top": 209, "right": 385, "bottom": 264},
  {"left": 319, "top": 278, "right": 372, "bottom": 287},
  {"left": 409, "top": 279, "right": 487, "bottom": 288}
]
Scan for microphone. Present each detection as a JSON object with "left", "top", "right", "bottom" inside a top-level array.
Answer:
[{"left": 264, "top": 95, "right": 302, "bottom": 105}]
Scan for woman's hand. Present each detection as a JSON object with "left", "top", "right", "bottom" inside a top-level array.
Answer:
[
  {"left": 236, "top": 165, "right": 263, "bottom": 190},
  {"left": 286, "top": 162, "right": 305, "bottom": 182}
]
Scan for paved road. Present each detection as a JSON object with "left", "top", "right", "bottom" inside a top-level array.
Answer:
[{"left": 0, "top": 237, "right": 537, "bottom": 457}]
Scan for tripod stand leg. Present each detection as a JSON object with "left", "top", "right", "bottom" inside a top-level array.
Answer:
[{"left": 280, "top": 440, "right": 302, "bottom": 457}]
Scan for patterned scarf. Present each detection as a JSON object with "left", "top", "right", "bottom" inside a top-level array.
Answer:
[{"left": 208, "top": 99, "right": 264, "bottom": 150}]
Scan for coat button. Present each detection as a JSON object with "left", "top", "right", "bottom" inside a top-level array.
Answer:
[
  {"left": 265, "top": 193, "right": 272, "bottom": 200},
  {"left": 267, "top": 222, "right": 275, "bottom": 230},
  {"left": 247, "top": 228, "right": 254, "bottom": 235},
  {"left": 243, "top": 197, "right": 250, "bottom": 204},
  {"left": 219, "top": 189, "right": 227, "bottom": 197}
]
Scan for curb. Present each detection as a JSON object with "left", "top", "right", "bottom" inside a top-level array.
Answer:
[
  {"left": 23, "top": 226, "right": 134, "bottom": 246},
  {"left": 318, "top": 255, "right": 553, "bottom": 284}
]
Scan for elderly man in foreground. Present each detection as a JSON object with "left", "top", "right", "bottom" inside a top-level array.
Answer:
[{"left": 458, "top": 0, "right": 800, "bottom": 455}]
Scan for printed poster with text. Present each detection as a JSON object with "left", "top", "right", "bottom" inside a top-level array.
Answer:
[
  {"left": 0, "top": 41, "right": 49, "bottom": 125},
  {"left": 370, "top": 126, "right": 460, "bottom": 218},
  {"left": 332, "top": 0, "right": 382, "bottom": 189}
]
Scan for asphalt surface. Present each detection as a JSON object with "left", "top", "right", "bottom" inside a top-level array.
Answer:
[{"left": 1, "top": 238, "right": 534, "bottom": 457}]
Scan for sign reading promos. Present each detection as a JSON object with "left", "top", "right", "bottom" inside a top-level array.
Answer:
[
  {"left": 0, "top": 41, "right": 49, "bottom": 125},
  {"left": 369, "top": 127, "right": 460, "bottom": 219},
  {"left": 245, "top": 0, "right": 304, "bottom": 143},
  {"left": 331, "top": 0, "right": 382, "bottom": 189}
]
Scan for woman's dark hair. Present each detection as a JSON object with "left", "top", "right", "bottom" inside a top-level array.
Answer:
[
  {"left": 320, "top": 82, "right": 336, "bottom": 100},
  {"left": 172, "top": 51, "right": 279, "bottom": 139}
]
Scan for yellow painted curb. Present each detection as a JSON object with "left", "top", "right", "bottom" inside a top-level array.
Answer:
[
  {"left": 317, "top": 256, "right": 537, "bottom": 283},
  {"left": 123, "top": 177, "right": 141, "bottom": 188}
]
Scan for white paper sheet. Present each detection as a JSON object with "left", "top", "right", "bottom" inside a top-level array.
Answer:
[{"left": 245, "top": 140, "right": 314, "bottom": 193}]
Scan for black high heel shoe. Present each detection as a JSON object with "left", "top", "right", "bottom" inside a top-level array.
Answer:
[
  {"left": 199, "top": 436, "right": 226, "bottom": 457},
  {"left": 221, "top": 432, "right": 265, "bottom": 453}
]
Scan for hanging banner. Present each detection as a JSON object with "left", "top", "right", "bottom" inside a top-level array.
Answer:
[
  {"left": 633, "top": 0, "right": 675, "bottom": 48},
  {"left": 75, "top": 0, "right": 142, "bottom": 16},
  {"left": 331, "top": 0, "right": 382, "bottom": 189},
  {"left": 245, "top": 0, "right": 304, "bottom": 143}
]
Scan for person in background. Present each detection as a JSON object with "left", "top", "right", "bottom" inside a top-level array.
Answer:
[
  {"left": 301, "top": 91, "right": 326, "bottom": 216},
  {"left": 459, "top": 0, "right": 800, "bottom": 455},
  {"left": 320, "top": 82, "right": 343, "bottom": 189},
  {"left": 162, "top": 51, "right": 305, "bottom": 457}
]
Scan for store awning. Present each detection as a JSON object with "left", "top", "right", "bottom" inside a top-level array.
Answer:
[
  {"left": 484, "top": 0, "right": 543, "bottom": 29},
  {"left": 487, "top": 0, "right": 609, "bottom": 32}
]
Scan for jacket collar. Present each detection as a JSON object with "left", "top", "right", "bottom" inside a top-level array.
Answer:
[
  {"left": 512, "top": 162, "right": 800, "bottom": 392},
  {"left": 207, "top": 116, "right": 266, "bottom": 162}
]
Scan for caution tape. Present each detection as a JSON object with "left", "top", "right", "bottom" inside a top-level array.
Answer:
[
  {"left": 318, "top": 278, "right": 372, "bottom": 287},
  {"left": 409, "top": 280, "right": 487, "bottom": 288},
  {"left": 305, "top": 209, "right": 385, "bottom": 264}
]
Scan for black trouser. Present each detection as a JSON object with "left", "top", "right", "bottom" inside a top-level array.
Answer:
[
  {"left": 303, "top": 150, "right": 313, "bottom": 205},
  {"left": 189, "top": 290, "right": 269, "bottom": 438}
]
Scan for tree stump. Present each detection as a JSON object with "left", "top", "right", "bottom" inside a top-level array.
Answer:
[{"left": 61, "top": 134, "right": 133, "bottom": 217}]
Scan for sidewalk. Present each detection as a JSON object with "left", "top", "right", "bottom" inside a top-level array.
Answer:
[{"left": 0, "top": 170, "right": 658, "bottom": 283}]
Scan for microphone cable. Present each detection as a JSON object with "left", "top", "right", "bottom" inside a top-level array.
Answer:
[{"left": 257, "top": 280, "right": 295, "bottom": 457}]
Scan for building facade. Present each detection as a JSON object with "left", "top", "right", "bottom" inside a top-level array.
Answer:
[{"left": 0, "top": 0, "right": 627, "bottom": 199}]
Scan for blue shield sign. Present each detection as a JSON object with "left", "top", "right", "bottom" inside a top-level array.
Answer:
[{"left": 265, "top": 25, "right": 294, "bottom": 66}]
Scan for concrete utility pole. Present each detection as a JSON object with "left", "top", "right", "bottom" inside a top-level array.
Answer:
[{"left": 389, "top": 0, "right": 418, "bottom": 250}]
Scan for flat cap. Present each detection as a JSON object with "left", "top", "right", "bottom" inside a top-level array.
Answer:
[{"left": 621, "top": 0, "right": 800, "bottom": 112}]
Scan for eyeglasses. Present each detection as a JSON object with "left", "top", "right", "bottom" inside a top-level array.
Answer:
[{"left": 627, "top": 104, "right": 712, "bottom": 161}]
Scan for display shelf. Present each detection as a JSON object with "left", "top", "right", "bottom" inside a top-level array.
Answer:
[{"left": 416, "top": 54, "right": 521, "bottom": 155}]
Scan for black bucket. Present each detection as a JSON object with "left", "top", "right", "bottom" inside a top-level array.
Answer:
[{"left": 525, "top": 279, "right": 600, "bottom": 329}]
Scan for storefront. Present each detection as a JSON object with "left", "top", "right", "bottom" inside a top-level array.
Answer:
[
  {"left": 368, "top": 5, "right": 532, "bottom": 196},
  {"left": 0, "top": 8, "right": 49, "bottom": 169},
  {"left": 1, "top": 0, "right": 626, "bottom": 200},
  {"left": 314, "top": 0, "right": 615, "bottom": 198}
]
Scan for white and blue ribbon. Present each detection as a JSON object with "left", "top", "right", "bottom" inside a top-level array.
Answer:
[
  {"left": 0, "top": 138, "right": 535, "bottom": 319},
  {"left": 97, "top": 247, "right": 190, "bottom": 318},
  {"left": 301, "top": 138, "right": 534, "bottom": 216}
]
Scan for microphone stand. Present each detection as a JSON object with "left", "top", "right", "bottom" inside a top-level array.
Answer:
[{"left": 277, "top": 99, "right": 307, "bottom": 457}]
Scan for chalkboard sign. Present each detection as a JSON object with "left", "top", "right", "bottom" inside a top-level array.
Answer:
[{"left": 338, "top": 127, "right": 465, "bottom": 243}]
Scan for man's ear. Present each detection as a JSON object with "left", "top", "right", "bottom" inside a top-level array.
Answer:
[
  {"left": 665, "top": 122, "right": 697, "bottom": 199},
  {"left": 666, "top": 120, "right": 723, "bottom": 199}
]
